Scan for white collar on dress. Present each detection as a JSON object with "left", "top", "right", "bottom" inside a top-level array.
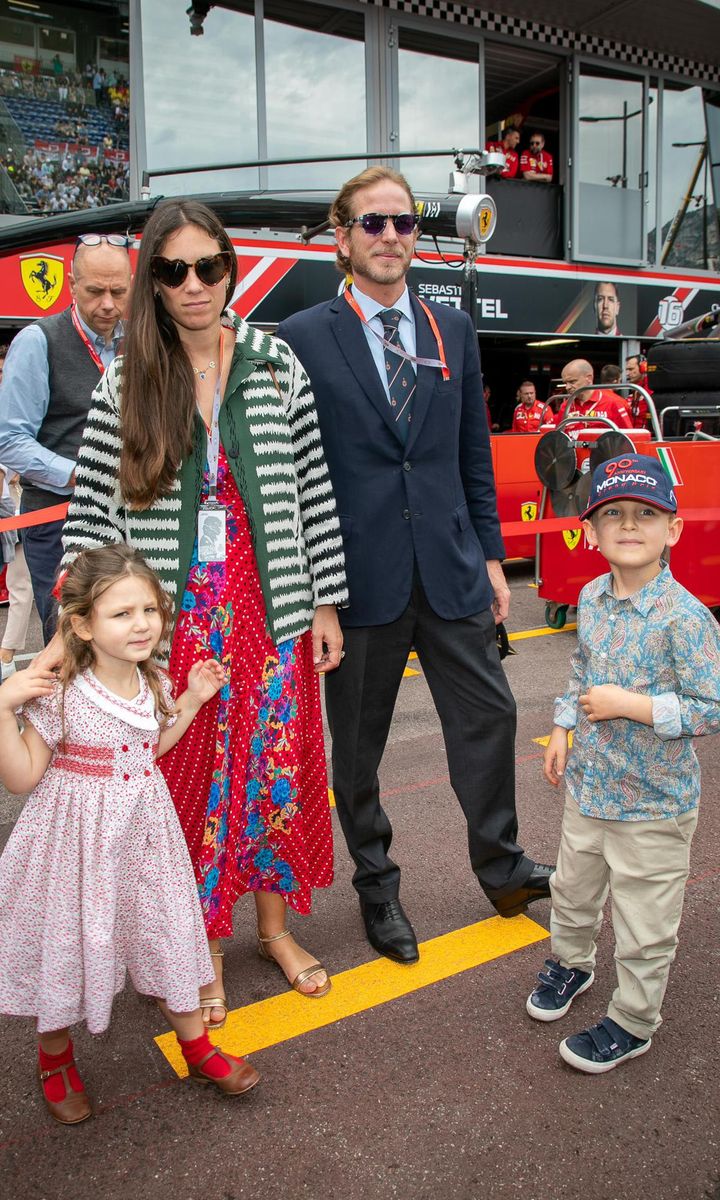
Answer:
[{"left": 74, "top": 669, "right": 160, "bottom": 731}]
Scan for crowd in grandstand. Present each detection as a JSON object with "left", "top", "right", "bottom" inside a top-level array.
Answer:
[
  {"left": 0, "top": 63, "right": 129, "bottom": 214},
  {"left": 0, "top": 65, "right": 129, "bottom": 117},
  {"left": 2, "top": 146, "right": 129, "bottom": 212}
]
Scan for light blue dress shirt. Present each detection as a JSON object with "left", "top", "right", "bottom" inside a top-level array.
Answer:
[
  {"left": 554, "top": 565, "right": 720, "bottom": 821},
  {"left": 0, "top": 310, "right": 122, "bottom": 494},
  {"left": 350, "top": 283, "right": 417, "bottom": 404}
]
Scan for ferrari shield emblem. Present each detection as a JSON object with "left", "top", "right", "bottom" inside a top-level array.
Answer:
[
  {"left": 20, "top": 254, "right": 64, "bottom": 310},
  {"left": 563, "top": 529, "right": 582, "bottom": 551},
  {"left": 521, "top": 502, "right": 537, "bottom": 522},
  {"left": 479, "top": 203, "right": 494, "bottom": 238}
]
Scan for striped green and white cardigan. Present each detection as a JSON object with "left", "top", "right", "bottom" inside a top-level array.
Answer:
[{"left": 62, "top": 314, "right": 349, "bottom": 644}]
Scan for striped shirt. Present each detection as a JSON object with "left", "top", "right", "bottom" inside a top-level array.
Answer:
[{"left": 62, "top": 314, "right": 348, "bottom": 645}]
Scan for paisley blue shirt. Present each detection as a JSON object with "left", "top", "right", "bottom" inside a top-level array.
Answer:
[{"left": 554, "top": 565, "right": 720, "bottom": 820}]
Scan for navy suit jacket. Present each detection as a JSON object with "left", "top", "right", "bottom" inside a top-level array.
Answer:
[{"left": 277, "top": 290, "right": 505, "bottom": 627}]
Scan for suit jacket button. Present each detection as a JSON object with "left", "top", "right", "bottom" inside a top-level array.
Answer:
[
  {"left": 403, "top": 508, "right": 411, "bottom": 520},
  {"left": 403, "top": 461, "right": 412, "bottom": 472}
]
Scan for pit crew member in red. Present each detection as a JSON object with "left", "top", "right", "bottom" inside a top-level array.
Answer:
[
  {"left": 485, "top": 126, "right": 520, "bottom": 179},
  {"left": 520, "top": 132, "right": 553, "bottom": 183},
  {"left": 512, "top": 381, "right": 546, "bottom": 431},
  {"left": 625, "top": 355, "right": 651, "bottom": 429},
  {"left": 559, "top": 359, "right": 633, "bottom": 430}
]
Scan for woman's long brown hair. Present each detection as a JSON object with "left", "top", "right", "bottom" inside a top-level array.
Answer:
[
  {"left": 57, "top": 543, "right": 176, "bottom": 730},
  {"left": 119, "top": 199, "right": 238, "bottom": 509}
]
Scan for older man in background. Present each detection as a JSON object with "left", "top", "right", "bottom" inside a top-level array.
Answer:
[
  {"left": 0, "top": 233, "right": 131, "bottom": 640},
  {"left": 559, "top": 358, "right": 633, "bottom": 430}
]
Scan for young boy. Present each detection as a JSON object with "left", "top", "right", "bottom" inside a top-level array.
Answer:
[{"left": 527, "top": 453, "right": 720, "bottom": 1073}]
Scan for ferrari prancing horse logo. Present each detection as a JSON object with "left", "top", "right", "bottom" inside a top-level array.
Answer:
[{"left": 20, "top": 254, "right": 64, "bottom": 310}]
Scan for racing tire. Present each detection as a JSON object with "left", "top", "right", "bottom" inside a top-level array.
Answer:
[{"left": 646, "top": 341, "right": 720, "bottom": 393}]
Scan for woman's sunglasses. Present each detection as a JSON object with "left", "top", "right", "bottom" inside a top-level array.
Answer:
[
  {"left": 344, "top": 212, "right": 420, "bottom": 237},
  {"left": 150, "top": 251, "right": 233, "bottom": 289}
]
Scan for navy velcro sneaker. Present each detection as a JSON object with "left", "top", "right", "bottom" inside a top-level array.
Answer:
[
  {"left": 526, "top": 959, "right": 594, "bottom": 1022},
  {"left": 559, "top": 1017, "right": 651, "bottom": 1074}
]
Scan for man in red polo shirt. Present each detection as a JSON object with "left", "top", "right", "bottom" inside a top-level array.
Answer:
[
  {"left": 559, "top": 358, "right": 633, "bottom": 429},
  {"left": 486, "top": 126, "right": 520, "bottom": 179},
  {"left": 512, "top": 381, "right": 546, "bottom": 431},
  {"left": 520, "top": 132, "right": 554, "bottom": 183}
]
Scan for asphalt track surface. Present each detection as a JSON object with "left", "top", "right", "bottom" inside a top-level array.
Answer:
[{"left": 1, "top": 560, "right": 718, "bottom": 1200}]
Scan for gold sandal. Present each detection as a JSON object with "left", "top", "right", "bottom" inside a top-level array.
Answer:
[
  {"left": 257, "top": 928, "right": 332, "bottom": 999},
  {"left": 200, "top": 946, "right": 228, "bottom": 1030}
]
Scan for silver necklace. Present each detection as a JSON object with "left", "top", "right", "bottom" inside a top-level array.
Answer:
[{"left": 192, "top": 358, "right": 216, "bottom": 382}]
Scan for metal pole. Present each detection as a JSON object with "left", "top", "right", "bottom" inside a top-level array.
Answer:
[
  {"left": 660, "top": 143, "right": 707, "bottom": 264},
  {"left": 460, "top": 238, "right": 478, "bottom": 322},
  {"left": 622, "top": 101, "right": 628, "bottom": 188}
]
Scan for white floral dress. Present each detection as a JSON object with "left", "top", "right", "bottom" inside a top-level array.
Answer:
[{"left": 0, "top": 670, "right": 213, "bottom": 1034}]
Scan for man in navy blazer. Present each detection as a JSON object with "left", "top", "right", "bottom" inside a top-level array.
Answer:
[{"left": 278, "top": 167, "right": 551, "bottom": 963}]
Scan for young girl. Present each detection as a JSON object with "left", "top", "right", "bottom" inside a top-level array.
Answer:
[{"left": 0, "top": 544, "right": 260, "bottom": 1125}]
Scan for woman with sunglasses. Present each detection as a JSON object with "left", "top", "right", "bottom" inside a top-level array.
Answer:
[{"left": 61, "top": 199, "right": 348, "bottom": 1027}]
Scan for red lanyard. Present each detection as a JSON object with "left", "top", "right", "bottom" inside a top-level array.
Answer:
[
  {"left": 71, "top": 302, "right": 106, "bottom": 372},
  {"left": 344, "top": 288, "right": 450, "bottom": 381}
]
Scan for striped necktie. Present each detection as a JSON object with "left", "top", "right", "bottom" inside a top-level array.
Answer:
[{"left": 379, "top": 307, "right": 416, "bottom": 442}]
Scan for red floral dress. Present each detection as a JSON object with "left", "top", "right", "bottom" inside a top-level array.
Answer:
[{"left": 159, "top": 446, "right": 333, "bottom": 938}]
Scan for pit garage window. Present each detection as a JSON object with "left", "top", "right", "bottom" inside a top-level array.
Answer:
[
  {"left": 396, "top": 26, "right": 480, "bottom": 194},
  {"left": 263, "top": 1, "right": 366, "bottom": 189},
  {"left": 140, "top": 0, "right": 259, "bottom": 193},
  {"left": 573, "top": 62, "right": 651, "bottom": 266},
  {"left": 658, "top": 82, "right": 719, "bottom": 272}
]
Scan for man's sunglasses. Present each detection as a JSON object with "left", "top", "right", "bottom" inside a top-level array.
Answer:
[
  {"left": 150, "top": 251, "right": 233, "bottom": 289},
  {"left": 529, "top": 141, "right": 543, "bottom": 148},
  {"left": 77, "top": 233, "right": 130, "bottom": 248},
  {"left": 345, "top": 212, "right": 420, "bottom": 237}
]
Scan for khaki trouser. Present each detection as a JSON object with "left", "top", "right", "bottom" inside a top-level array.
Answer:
[
  {"left": 2, "top": 543, "right": 33, "bottom": 652},
  {"left": 550, "top": 793, "right": 697, "bottom": 1041}
]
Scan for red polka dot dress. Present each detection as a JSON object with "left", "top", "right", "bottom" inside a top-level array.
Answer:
[{"left": 159, "top": 447, "right": 333, "bottom": 938}]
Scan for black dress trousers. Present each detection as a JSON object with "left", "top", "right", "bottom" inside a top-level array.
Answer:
[{"left": 324, "top": 575, "right": 533, "bottom": 904}]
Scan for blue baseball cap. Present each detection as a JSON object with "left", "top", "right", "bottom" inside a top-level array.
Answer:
[{"left": 581, "top": 453, "right": 677, "bottom": 520}]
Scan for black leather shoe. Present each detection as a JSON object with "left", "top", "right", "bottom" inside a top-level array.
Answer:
[
  {"left": 360, "top": 898, "right": 419, "bottom": 964},
  {"left": 492, "top": 864, "right": 555, "bottom": 919}
]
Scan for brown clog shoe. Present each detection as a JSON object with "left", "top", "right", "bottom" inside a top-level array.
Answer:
[
  {"left": 39, "top": 1062, "right": 92, "bottom": 1125},
  {"left": 187, "top": 1047, "right": 260, "bottom": 1096}
]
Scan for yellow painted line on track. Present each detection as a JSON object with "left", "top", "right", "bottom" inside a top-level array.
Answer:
[
  {"left": 155, "top": 915, "right": 549, "bottom": 1076},
  {"left": 509, "top": 622, "right": 576, "bottom": 642},
  {"left": 404, "top": 650, "right": 420, "bottom": 677},
  {"left": 534, "top": 732, "right": 574, "bottom": 748}
]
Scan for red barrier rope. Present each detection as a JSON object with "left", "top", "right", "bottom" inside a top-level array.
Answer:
[
  {"left": 0, "top": 503, "right": 69, "bottom": 532},
  {"left": 1, "top": 504, "right": 718, "bottom": 538}
]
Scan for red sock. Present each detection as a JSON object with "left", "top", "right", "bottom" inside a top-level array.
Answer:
[
  {"left": 38, "top": 1039, "right": 84, "bottom": 1102},
  {"left": 178, "top": 1033, "right": 241, "bottom": 1079}
]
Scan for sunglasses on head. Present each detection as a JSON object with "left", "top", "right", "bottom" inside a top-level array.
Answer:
[
  {"left": 345, "top": 212, "right": 420, "bottom": 237},
  {"left": 150, "top": 251, "right": 233, "bottom": 289},
  {"left": 77, "top": 232, "right": 130, "bottom": 248}
]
